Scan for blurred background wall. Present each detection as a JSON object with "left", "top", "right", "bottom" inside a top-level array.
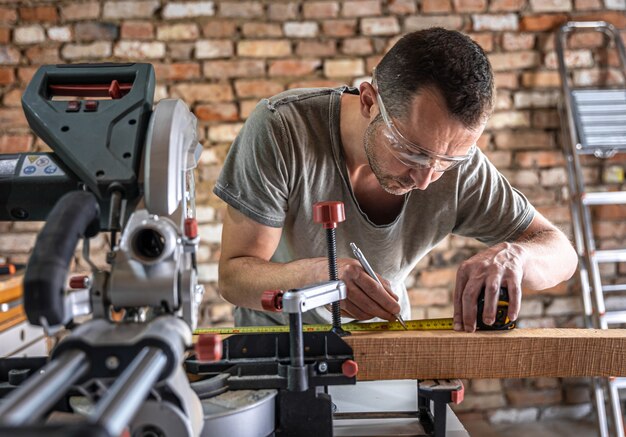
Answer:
[{"left": 0, "top": 0, "right": 625, "bottom": 429}]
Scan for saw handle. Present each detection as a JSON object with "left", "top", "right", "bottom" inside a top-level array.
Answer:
[
  {"left": 476, "top": 287, "right": 516, "bottom": 331},
  {"left": 23, "top": 191, "right": 100, "bottom": 327}
]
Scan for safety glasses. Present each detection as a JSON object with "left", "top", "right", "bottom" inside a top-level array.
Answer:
[{"left": 372, "top": 77, "right": 475, "bottom": 172}]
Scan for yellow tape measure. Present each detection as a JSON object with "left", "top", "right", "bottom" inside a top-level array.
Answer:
[{"left": 194, "top": 317, "right": 455, "bottom": 335}]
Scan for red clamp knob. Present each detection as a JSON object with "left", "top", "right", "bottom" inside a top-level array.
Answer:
[
  {"left": 184, "top": 218, "right": 198, "bottom": 239},
  {"left": 195, "top": 334, "right": 223, "bottom": 362},
  {"left": 313, "top": 201, "right": 346, "bottom": 229},
  {"left": 261, "top": 290, "right": 284, "bottom": 312},
  {"left": 341, "top": 359, "right": 359, "bottom": 378},
  {"left": 69, "top": 275, "right": 90, "bottom": 289},
  {"left": 451, "top": 383, "right": 465, "bottom": 404}
]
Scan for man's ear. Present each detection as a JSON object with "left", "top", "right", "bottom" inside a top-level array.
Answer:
[{"left": 358, "top": 81, "right": 377, "bottom": 120}]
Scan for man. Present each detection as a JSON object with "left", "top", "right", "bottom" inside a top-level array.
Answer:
[{"left": 214, "top": 28, "right": 577, "bottom": 333}]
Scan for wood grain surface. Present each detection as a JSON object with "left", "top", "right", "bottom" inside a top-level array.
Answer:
[{"left": 342, "top": 328, "right": 626, "bottom": 380}]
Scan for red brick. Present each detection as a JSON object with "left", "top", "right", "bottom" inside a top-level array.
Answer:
[
  {"left": 388, "top": 0, "right": 417, "bottom": 14},
  {"left": 242, "top": 23, "right": 282, "bottom": 38},
  {"left": 61, "top": 2, "right": 100, "bottom": 20},
  {"left": 303, "top": 2, "right": 340, "bottom": 19},
  {"left": 406, "top": 15, "right": 464, "bottom": 31},
  {"left": 220, "top": 2, "right": 264, "bottom": 18},
  {"left": 202, "top": 21, "right": 237, "bottom": 38},
  {"left": 568, "top": 31, "right": 603, "bottom": 48},
  {"left": 418, "top": 267, "right": 457, "bottom": 288},
  {"left": 269, "top": 59, "right": 322, "bottom": 76},
  {"left": 342, "top": 0, "right": 382, "bottom": 17},
  {"left": 494, "top": 72, "right": 519, "bottom": 89},
  {"left": 516, "top": 151, "right": 564, "bottom": 167},
  {"left": 531, "top": 110, "right": 560, "bottom": 128},
  {"left": 594, "top": 205, "right": 626, "bottom": 220},
  {"left": 2, "top": 88, "right": 21, "bottom": 106},
  {"left": 501, "top": 33, "right": 535, "bottom": 51},
  {"left": 203, "top": 60, "right": 266, "bottom": 79},
  {"left": 322, "top": 19, "right": 357, "bottom": 37},
  {"left": 153, "top": 63, "right": 201, "bottom": 81},
  {"left": 422, "top": 0, "right": 452, "bottom": 13},
  {"left": 341, "top": 37, "right": 373, "bottom": 55},
  {"left": 576, "top": 11, "right": 626, "bottom": 28},
  {"left": 494, "top": 131, "right": 554, "bottom": 149},
  {"left": 324, "top": 58, "right": 364, "bottom": 77},
  {"left": 268, "top": 3, "right": 299, "bottom": 21},
  {"left": 25, "top": 46, "right": 61, "bottom": 64},
  {"left": 75, "top": 22, "right": 119, "bottom": 42},
  {"left": 574, "top": 0, "right": 602, "bottom": 9},
  {"left": 171, "top": 83, "right": 233, "bottom": 104},
  {"left": 170, "top": 43, "right": 194, "bottom": 61},
  {"left": 156, "top": 23, "right": 199, "bottom": 41},
  {"left": 0, "top": 108, "right": 27, "bottom": 128},
  {"left": 0, "top": 67, "right": 14, "bottom": 85},
  {"left": 521, "top": 71, "right": 561, "bottom": 88},
  {"left": 520, "top": 14, "right": 568, "bottom": 31},
  {"left": 0, "top": 28, "right": 9, "bottom": 44},
  {"left": 19, "top": 6, "right": 57, "bottom": 22},
  {"left": 469, "top": 33, "right": 494, "bottom": 52},
  {"left": 288, "top": 79, "right": 345, "bottom": 89},
  {"left": 234, "top": 79, "right": 284, "bottom": 98},
  {"left": 489, "top": 51, "right": 539, "bottom": 71},
  {"left": 240, "top": 99, "right": 260, "bottom": 119},
  {"left": 238, "top": 40, "right": 291, "bottom": 58},
  {"left": 0, "top": 7, "right": 16, "bottom": 23},
  {"left": 453, "top": 0, "right": 487, "bottom": 12},
  {"left": 121, "top": 21, "right": 154, "bottom": 40},
  {"left": 366, "top": 55, "right": 383, "bottom": 72},
  {"left": 195, "top": 103, "right": 239, "bottom": 122},
  {"left": 361, "top": 17, "right": 400, "bottom": 36},
  {"left": 18, "top": 67, "right": 37, "bottom": 83},
  {"left": 489, "top": 0, "right": 527, "bottom": 11},
  {"left": 0, "top": 134, "right": 32, "bottom": 153},
  {"left": 296, "top": 40, "right": 337, "bottom": 57}
]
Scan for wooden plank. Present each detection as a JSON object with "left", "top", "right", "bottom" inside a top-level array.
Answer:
[{"left": 343, "top": 328, "right": 626, "bottom": 380}]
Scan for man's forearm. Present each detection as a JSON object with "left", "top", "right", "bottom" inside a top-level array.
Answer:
[
  {"left": 218, "top": 256, "right": 328, "bottom": 310},
  {"left": 515, "top": 229, "right": 577, "bottom": 290}
]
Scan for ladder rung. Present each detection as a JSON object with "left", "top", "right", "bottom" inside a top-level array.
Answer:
[
  {"left": 592, "top": 250, "right": 626, "bottom": 263},
  {"left": 602, "top": 284, "right": 626, "bottom": 293},
  {"left": 602, "top": 311, "right": 626, "bottom": 325},
  {"left": 582, "top": 192, "right": 626, "bottom": 205},
  {"left": 573, "top": 89, "right": 626, "bottom": 102}
]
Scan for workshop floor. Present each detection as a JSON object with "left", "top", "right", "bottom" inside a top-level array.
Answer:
[{"left": 463, "top": 417, "right": 598, "bottom": 436}]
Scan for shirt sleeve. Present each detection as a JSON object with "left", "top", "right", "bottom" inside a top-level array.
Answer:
[
  {"left": 213, "top": 100, "right": 291, "bottom": 228},
  {"left": 453, "top": 149, "right": 535, "bottom": 245}
]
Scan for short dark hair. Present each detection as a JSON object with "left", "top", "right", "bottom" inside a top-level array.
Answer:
[{"left": 375, "top": 27, "right": 495, "bottom": 128}]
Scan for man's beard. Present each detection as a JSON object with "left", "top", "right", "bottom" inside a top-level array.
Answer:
[{"left": 364, "top": 115, "right": 414, "bottom": 195}]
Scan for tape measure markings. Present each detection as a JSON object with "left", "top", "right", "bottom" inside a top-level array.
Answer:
[{"left": 194, "top": 318, "right": 455, "bottom": 335}]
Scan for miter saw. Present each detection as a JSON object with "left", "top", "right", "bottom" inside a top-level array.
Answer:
[
  {"left": 0, "top": 63, "right": 466, "bottom": 437},
  {"left": 0, "top": 63, "right": 206, "bottom": 436}
]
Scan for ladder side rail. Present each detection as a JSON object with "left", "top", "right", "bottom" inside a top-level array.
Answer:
[{"left": 560, "top": 102, "right": 597, "bottom": 329}]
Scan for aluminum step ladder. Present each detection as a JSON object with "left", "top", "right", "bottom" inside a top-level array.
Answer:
[{"left": 557, "top": 21, "right": 626, "bottom": 437}]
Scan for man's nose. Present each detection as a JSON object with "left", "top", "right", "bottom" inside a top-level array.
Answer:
[{"left": 410, "top": 167, "right": 440, "bottom": 190}]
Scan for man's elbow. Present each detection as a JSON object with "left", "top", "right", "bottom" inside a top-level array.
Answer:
[{"left": 217, "top": 261, "right": 236, "bottom": 305}]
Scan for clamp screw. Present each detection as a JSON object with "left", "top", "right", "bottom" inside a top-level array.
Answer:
[{"left": 317, "top": 361, "right": 328, "bottom": 373}]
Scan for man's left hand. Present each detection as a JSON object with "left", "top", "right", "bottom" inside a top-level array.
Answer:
[{"left": 453, "top": 242, "right": 525, "bottom": 333}]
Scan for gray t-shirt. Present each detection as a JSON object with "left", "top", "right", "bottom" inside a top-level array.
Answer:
[{"left": 214, "top": 87, "right": 535, "bottom": 326}]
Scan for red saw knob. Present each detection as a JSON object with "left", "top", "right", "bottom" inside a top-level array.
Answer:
[
  {"left": 341, "top": 359, "right": 359, "bottom": 378},
  {"left": 195, "top": 334, "right": 223, "bottom": 362},
  {"left": 261, "top": 289, "right": 284, "bottom": 312},
  {"left": 313, "top": 201, "right": 346, "bottom": 229},
  {"left": 69, "top": 275, "right": 90, "bottom": 289},
  {"left": 184, "top": 218, "right": 198, "bottom": 239}
]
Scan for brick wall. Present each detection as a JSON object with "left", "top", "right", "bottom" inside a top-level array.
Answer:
[{"left": 1, "top": 0, "right": 625, "bottom": 427}]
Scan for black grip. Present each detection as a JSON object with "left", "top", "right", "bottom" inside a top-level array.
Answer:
[
  {"left": 23, "top": 191, "right": 100, "bottom": 327},
  {"left": 476, "top": 287, "right": 516, "bottom": 331}
]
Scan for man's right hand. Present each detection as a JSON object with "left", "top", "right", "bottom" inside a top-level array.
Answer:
[{"left": 334, "top": 258, "right": 401, "bottom": 321}]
